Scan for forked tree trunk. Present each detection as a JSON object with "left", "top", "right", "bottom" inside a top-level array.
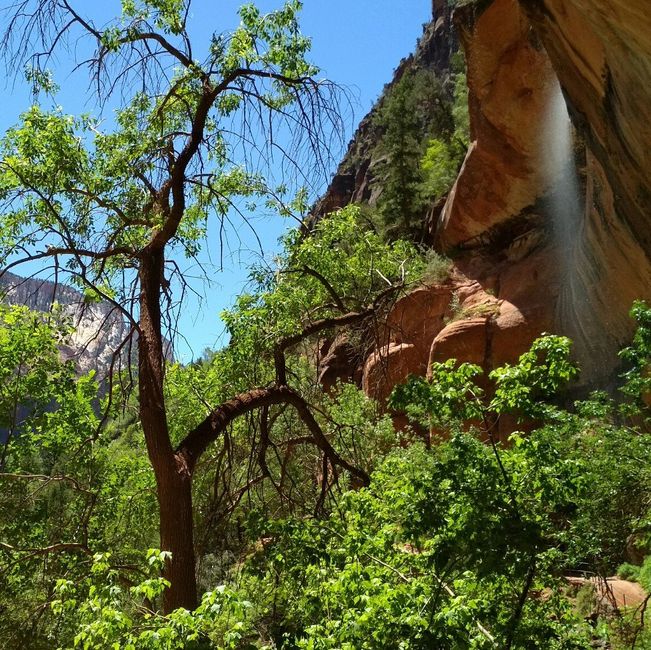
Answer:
[{"left": 135, "top": 248, "right": 372, "bottom": 612}]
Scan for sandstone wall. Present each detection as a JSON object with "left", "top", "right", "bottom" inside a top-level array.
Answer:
[{"left": 320, "top": 0, "right": 651, "bottom": 405}]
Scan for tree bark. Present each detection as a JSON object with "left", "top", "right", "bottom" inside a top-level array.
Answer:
[
  {"left": 136, "top": 244, "right": 373, "bottom": 611},
  {"left": 139, "top": 249, "right": 198, "bottom": 612},
  {"left": 158, "top": 455, "right": 198, "bottom": 612}
]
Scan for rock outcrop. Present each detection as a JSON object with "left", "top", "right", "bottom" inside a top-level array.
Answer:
[
  {"left": 361, "top": 237, "right": 557, "bottom": 404},
  {"left": 434, "top": 0, "right": 651, "bottom": 385},
  {"left": 436, "top": 0, "right": 559, "bottom": 249},
  {"left": 566, "top": 576, "right": 647, "bottom": 613},
  {"left": 311, "top": 0, "right": 458, "bottom": 219}
]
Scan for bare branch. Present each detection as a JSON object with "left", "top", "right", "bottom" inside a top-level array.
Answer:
[
  {"left": 177, "top": 385, "right": 369, "bottom": 486},
  {"left": 0, "top": 472, "right": 92, "bottom": 494}
]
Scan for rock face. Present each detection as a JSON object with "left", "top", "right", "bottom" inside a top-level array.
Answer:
[
  {"left": 434, "top": 0, "right": 651, "bottom": 385},
  {"left": 521, "top": 0, "right": 651, "bottom": 260},
  {"left": 361, "top": 237, "right": 558, "bottom": 401},
  {"left": 436, "top": 0, "right": 559, "bottom": 249},
  {"left": 566, "top": 576, "right": 647, "bottom": 613},
  {"left": 518, "top": 0, "right": 651, "bottom": 381},
  {"left": 0, "top": 271, "right": 132, "bottom": 380},
  {"left": 356, "top": 0, "right": 651, "bottom": 406}
]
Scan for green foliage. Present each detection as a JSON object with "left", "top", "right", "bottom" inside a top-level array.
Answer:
[
  {"left": 243, "top": 436, "right": 593, "bottom": 648},
  {"left": 619, "top": 555, "right": 651, "bottom": 593},
  {"left": 370, "top": 65, "right": 461, "bottom": 241},
  {"left": 450, "top": 55, "right": 470, "bottom": 146},
  {"left": 421, "top": 248, "right": 453, "bottom": 284},
  {"left": 640, "top": 556, "right": 651, "bottom": 591},
  {"left": 390, "top": 334, "right": 578, "bottom": 430},
  {"left": 617, "top": 562, "right": 641, "bottom": 581},
  {"left": 0, "top": 0, "right": 328, "bottom": 289},
  {"left": 221, "top": 205, "right": 424, "bottom": 378},
  {"left": 371, "top": 55, "right": 470, "bottom": 242},
  {"left": 0, "top": 305, "right": 157, "bottom": 647},
  {"left": 8, "top": 296, "right": 651, "bottom": 647},
  {"left": 619, "top": 300, "right": 651, "bottom": 414},
  {"left": 419, "top": 67, "right": 470, "bottom": 204},
  {"left": 390, "top": 359, "right": 484, "bottom": 430},
  {"left": 419, "top": 138, "right": 458, "bottom": 198},
  {"left": 51, "top": 550, "right": 258, "bottom": 650},
  {"left": 374, "top": 71, "right": 433, "bottom": 240},
  {"left": 156, "top": 203, "right": 414, "bottom": 576},
  {"left": 489, "top": 335, "right": 578, "bottom": 418},
  {"left": 0, "top": 304, "right": 73, "bottom": 431}
]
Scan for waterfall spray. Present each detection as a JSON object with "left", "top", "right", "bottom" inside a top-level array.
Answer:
[{"left": 544, "top": 82, "right": 583, "bottom": 250}]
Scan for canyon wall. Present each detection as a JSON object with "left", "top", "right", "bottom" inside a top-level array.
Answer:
[
  {"left": 311, "top": 0, "right": 457, "bottom": 218},
  {"left": 320, "top": 0, "right": 651, "bottom": 405},
  {"left": 0, "top": 271, "right": 132, "bottom": 379}
]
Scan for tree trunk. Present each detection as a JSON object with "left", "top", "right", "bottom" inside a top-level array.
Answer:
[
  {"left": 158, "top": 456, "right": 198, "bottom": 612},
  {"left": 138, "top": 249, "right": 198, "bottom": 612}
]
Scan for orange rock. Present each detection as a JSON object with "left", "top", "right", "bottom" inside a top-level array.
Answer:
[
  {"left": 566, "top": 576, "right": 647, "bottom": 612},
  {"left": 436, "top": 0, "right": 559, "bottom": 248},
  {"left": 318, "top": 334, "right": 363, "bottom": 393},
  {"left": 429, "top": 317, "right": 490, "bottom": 369},
  {"left": 384, "top": 285, "right": 451, "bottom": 347},
  {"left": 362, "top": 342, "right": 425, "bottom": 404}
]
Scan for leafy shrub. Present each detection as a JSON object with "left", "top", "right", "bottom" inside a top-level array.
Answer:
[
  {"left": 639, "top": 556, "right": 651, "bottom": 591},
  {"left": 617, "top": 563, "right": 641, "bottom": 582},
  {"left": 421, "top": 248, "right": 453, "bottom": 284},
  {"left": 14, "top": 306, "right": 651, "bottom": 647},
  {"left": 51, "top": 550, "right": 258, "bottom": 650},
  {"left": 420, "top": 137, "right": 458, "bottom": 198}
]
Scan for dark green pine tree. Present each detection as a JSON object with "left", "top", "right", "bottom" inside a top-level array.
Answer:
[{"left": 377, "top": 72, "right": 426, "bottom": 240}]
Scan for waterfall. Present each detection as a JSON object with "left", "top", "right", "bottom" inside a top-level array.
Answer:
[
  {"left": 544, "top": 82, "right": 583, "bottom": 250},
  {"left": 543, "top": 81, "right": 592, "bottom": 360}
]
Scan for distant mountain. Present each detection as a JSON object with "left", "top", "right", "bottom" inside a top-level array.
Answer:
[{"left": 0, "top": 271, "right": 133, "bottom": 380}]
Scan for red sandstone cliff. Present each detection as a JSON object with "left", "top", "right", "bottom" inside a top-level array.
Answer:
[{"left": 318, "top": 0, "right": 651, "bottom": 405}]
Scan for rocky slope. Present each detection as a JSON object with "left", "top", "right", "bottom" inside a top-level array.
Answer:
[
  {"left": 311, "top": 0, "right": 458, "bottom": 219},
  {"left": 318, "top": 0, "right": 651, "bottom": 410},
  {"left": 0, "top": 271, "right": 132, "bottom": 380}
]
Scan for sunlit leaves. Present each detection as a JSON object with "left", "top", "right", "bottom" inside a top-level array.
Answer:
[
  {"left": 619, "top": 300, "right": 651, "bottom": 414},
  {"left": 391, "top": 335, "right": 578, "bottom": 432},
  {"left": 489, "top": 335, "right": 578, "bottom": 417},
  {"left": 221, "top": 205, "right": 424, "bottom": 374},
  {"left": 230, "top": 1, "right": 316, "bottom": 79},
  {"left": 0, "top": 304, "right": 74, "bottom": 430},
  {"left": 121, "top": 0, "right": 186, "bottom": 35},
  {"left": 52, "top": 550, "right": 257, "bottom": 649},
  {"left": 1, "top": 0, "right": 329, "bottom": 297},
  {"left": 420, "top": 138, "right": 458, "bottom": 199},
  {"left": 390, "top": 359, "right": 484, "bottom": 430},
  {"left": 248, "top": 438, "right": 591, "bottom": 648}
]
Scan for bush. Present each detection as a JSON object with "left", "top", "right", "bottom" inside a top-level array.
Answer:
[
  {"left": 639, "top": 556, "right": 651, "bottom": 591},
  {"left": 421, "top": 249, "right": 453, "bottom": 284},
  {"left": 617, "top": 563, "right": 641, "bottom": 582}
]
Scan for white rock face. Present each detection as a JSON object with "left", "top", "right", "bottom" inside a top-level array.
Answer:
[{"left": 0, "top": 271, "right": 132, "bottom": 380}]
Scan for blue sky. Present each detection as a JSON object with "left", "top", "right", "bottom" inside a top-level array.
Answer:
[{"left": 0, "top": 0, "right": 432, "bottom": 361}]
